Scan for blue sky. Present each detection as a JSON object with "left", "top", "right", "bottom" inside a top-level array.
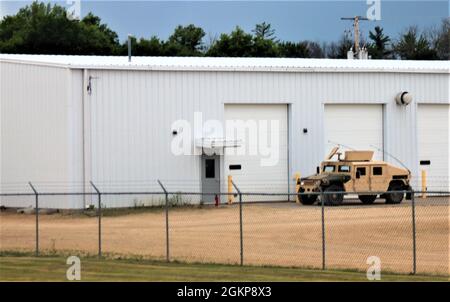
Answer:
[{"left": 0, "top": 1, "right": 448, "bottom": 43}]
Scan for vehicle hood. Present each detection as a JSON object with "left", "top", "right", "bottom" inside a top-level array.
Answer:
[{"left": 302, "top": 173, "right": 329, "bottom": 181}]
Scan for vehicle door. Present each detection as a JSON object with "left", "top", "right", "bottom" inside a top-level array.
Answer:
[
  {"left": 354, "top": 166, "right": 369, "bottom": 192},
  {"left": 370, "top": 165, "right": 387, "bottom": 191}
]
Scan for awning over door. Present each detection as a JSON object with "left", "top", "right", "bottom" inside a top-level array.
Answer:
[{"left": 195, "top": 138, "right": 242, "bottom": 149}]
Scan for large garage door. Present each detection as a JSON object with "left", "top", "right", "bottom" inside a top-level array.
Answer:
[
  {"left": 224, "top": 104, "right": 288, "bottom": 201},
  {"left": 324, "top": 105, "right": 383, "bottom": 160},
  {"left": 417, "top": 104, "right": 450, "bottom": 191}
]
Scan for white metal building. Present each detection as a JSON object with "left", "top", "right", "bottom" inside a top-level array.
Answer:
[{"left": 0, "top": 54, "right": 449, "bottom": 208}]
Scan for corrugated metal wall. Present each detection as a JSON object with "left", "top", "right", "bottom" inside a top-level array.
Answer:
[
  {"left": 86, "top": 70, "right": 449, "bottom": 203},
  {"left": 0, "top": 62, "right": 83, "bottom": 208},
  {"left": 1, "top": 61, "right": 449, "bottom": 208}
]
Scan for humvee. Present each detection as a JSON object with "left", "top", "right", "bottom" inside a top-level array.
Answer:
[{"left": 298, "top": 147, "right": 412, "bottom": 206}]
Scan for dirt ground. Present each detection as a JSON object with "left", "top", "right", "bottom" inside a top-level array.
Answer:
[{"left": 1, "top": 198, "right": 448, "bottom": 275}]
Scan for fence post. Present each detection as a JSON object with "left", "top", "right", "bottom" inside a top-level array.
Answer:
[
  {"left": 28, "top": 182, "right": 39, "bottom": 257},
  {"left": 231, "top": 180, "right": 243, "bottom": 266},
  {"left": 90, "top": 181, "right": 102, "bottom": 258},
  {"left": 411, "top": 189, "right": 417, "bottom": 275},
  {"left": 157, "top": 180, "right": 170, "bottom": 263},
  {"left": 320, "top": 189, "right": 326, "bottom": 270}
]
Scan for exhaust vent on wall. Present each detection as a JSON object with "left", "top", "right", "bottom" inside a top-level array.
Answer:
[{"left": 395, "top": 91, "right": 413, "bottom": 106}]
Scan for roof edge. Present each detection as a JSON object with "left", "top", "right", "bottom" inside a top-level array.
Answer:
[{"left": 1, "top": 57, "right": 449, "bottom": 74}]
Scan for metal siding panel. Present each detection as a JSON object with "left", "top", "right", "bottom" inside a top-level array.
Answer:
[
  {"left": 67, "top": 69, "right": 84, "bottom": 208},
  {"left": 88, "top": 70, "right": 203, "bottom": 207},
  {"left": 0, "top": 62, "right": 75, "bottom": 208}
]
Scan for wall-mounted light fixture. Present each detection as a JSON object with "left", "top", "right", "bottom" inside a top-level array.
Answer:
[
  {"left": 395, "top": 91, "right": 413, "bottom": 106},
  {"left": 87, "top": 76, "right": 99, "bottom": 95}
]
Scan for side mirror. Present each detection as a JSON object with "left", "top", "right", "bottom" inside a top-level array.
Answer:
[
  {"left": 356, "top": 171, "right": 361, "bottom": 179},
  {"left": 316, "top": 166, "right": 320, "bottom": 174}
]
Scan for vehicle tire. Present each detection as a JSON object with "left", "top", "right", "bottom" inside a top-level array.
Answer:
[
  {"left": 298, "top": 194, "right": 318, "bottom": 205},
  {"left": 323, "top": 185, "right": 344, "bottom": 206},
  {"left": 385, "top": 182, "right": 404, "bottom": 204},
  {"left": 359, "top": 195, "right": 377, "bottom": 204}
]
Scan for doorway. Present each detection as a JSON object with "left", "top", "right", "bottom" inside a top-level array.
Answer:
[{"left": 201, "top": 155, "right": 220, "bottom": 203}]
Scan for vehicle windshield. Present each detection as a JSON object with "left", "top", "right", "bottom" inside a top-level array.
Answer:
[{"left": 323, "top": 165, "right": 335, "bottom": 172}]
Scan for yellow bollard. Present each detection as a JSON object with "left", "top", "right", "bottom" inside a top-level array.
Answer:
[
  {"left": 228, "top": 175, "right": 234, "bottom": 204},
  {"left": 294, "top": 172, "right": 301, "bottom": 203},
  {"left": 421, "top": 170, "right": 427, "bottom": 199}
]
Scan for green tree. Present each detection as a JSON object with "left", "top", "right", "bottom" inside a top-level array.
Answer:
[
  {"left": 167, "top": 24, "right": 205, "bottom": 56},
  {"left": 278, "top": 41, "right": 310, "bottom": 58},
  {"left": 394, "top": 26, "right": 438, "bottom": 60},
  {"left": 252, "top": 37, "right": 279, "bottom": 57},
  {"left": 0, "top": 2, "right": 120, "bottom": 55},
  {"left": 277, "top": 41, "right": 325, "bottom": 58},
  {"left": 137, "top": 37, "right": 164, "bottom": 56},
  {"left": 207, "top": 27, "right": 254, "bottom": 57},
  {"left": 307, "top": 41, "right": 325, "bottom": 58},
  {"left": 325, "top": 35, "right": 353, "bottom": 59},
  {"left": 429, "top": 18, "right": 449, "bottom": 60},
  {"left": 251, "top": 22, "right": 279, "bottom": 57},
  {"left": 81, "top": 13, "right": 119, "bottom": 53},
  {"left": 252, "top": 22, "right": 276, "bottom": 41},
  {"left": 118, "top": 36, "right": 165, "bottom": 56},
  {"left": 368, "top": 26, "right": 391, "bottom": 59}
]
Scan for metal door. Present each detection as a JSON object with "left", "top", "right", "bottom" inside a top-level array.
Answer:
[{"left": 201, "top": 155, "right": 220, "bottom": 203}]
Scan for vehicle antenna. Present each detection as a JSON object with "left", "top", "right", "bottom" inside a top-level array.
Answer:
[
  {"left": 369, "top": 144, "right": 411, "bottom": 173},
  {"left": 327, "top": 140, "right": 356, "bottom": 150}
]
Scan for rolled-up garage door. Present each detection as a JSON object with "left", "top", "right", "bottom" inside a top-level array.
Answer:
[
  {"left": 324, "top": 104, "right": 384, "bottom": 160},
  {"left": 224, "top": 104, "right": 288, "bottom": 201},
  {"left": 417, "top": 104, "right": 450, "bottom": 191}
]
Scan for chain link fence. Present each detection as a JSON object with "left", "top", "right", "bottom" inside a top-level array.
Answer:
[{"left": 0, "top": 183, "right": 448, "bottom": 276}]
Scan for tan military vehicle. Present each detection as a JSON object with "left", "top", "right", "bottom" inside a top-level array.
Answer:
[{"left": 298, "top": 147, "right": 412, "bottom": 205}]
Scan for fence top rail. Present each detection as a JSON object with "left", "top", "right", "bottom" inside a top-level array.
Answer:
[
  {"left": 0, "top": 190, "right": 449, "bottom": 197},
  {"left": 0, "top": 192, "right": 165, "bottom": 196}
]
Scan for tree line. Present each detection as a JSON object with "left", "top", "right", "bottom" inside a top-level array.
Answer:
[{"left": 0, "top": 2, "right": 448, "bottom": 60}]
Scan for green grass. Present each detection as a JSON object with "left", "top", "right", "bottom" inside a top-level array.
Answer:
[{"left": 0, "top": 253, "right": 447, "bottom": 281}]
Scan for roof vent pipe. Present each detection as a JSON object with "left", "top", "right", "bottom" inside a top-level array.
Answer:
[{"left": 128, "top": 34, "right": 133, "bottom": 63}]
